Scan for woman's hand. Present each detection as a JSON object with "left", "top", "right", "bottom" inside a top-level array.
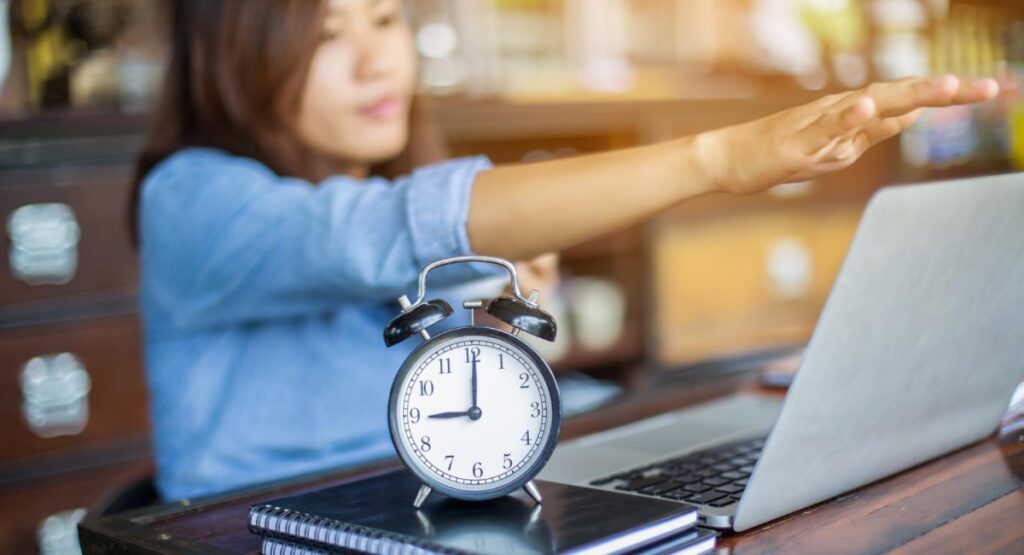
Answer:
[
  {"left": 512, "top": 252, "right": 560, "bottom": 302},
  {"left": 489, "top": 253, "right": 560, "bottom": 335},
  {"left": 701, "top": 75, "right": 1000, "bottom": 195}
]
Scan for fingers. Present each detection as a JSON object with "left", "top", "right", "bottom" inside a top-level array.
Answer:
[
  {"left": 528, "top": 252, "right": 559, "bottom": 269},
  {"left": 515, "top": 252, "right": 561, "bottom": 299},
  {"left": 858, "top": 109, "right": 923, "bottom": 147},
  {"left": 796, "top": 75, "right": 996, "bottom": 158},
  {"left": 818, "top": 109, "right": 921, "bottom": 166},
  {"left": 798, "top": 96, "right": 876, "bottom": 155},
  {"left": 866, "top": 75, "right": 998, "bottom": 118}
]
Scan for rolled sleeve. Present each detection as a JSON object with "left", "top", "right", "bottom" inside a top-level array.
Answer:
[
  {"left": 141, "top": 148, "right": 502, "bottom": 330},
  {"left": 406, "top": 155, "right": 493, "bottom": 267}
]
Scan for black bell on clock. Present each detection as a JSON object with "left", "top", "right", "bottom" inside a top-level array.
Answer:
[
  {"left": 485, "top": 295, "right": 556, "bottom": 342},
  {"left": 383, "top": 299, "right": 454, "bottom": 347},
  {"left": 383, "top": 259, "right": 557, "bottom": 346}
]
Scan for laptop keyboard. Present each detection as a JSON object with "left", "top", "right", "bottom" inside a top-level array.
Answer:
[{"left": 588, "top": 436, "right": 767, "bottom": 508}]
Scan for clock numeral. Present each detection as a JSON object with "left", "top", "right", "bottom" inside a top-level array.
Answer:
[
  {"left": 420, "top": 435, "right": 431, "bottom": 452},
  {"left": 521, "top": 430, "right": 531, "bottom": 446},
  {"left": 464, "top": 347, "right": 481, "bottom": 364},
  {"left": 438, "top": 358, "right": 451, "bottom": 375},
  {"left": 418, "top": 380, "right": 434, "bottom": 396},
  {"left": 530, "top": 401, "right": 541, "bottom": 418},
  {"left": 519, "top": 372, "right": 530, "bottom": 389},
  {"left": 498, "top": 354, "right": 505, "bottom": 369},
  {"left": 409, "top": 407, "right": 421, "bottom": 423},
  {"left": 472, "top": 462, "right": 484, "bottom": 478},
  {"left": 444, "top": 455, "right": 454, "bottom": 471},
  {"left": 503, "top": 452, "right": 513, "bottom": 469}
]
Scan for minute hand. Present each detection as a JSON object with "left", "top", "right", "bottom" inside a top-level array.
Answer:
[{"left": 471, "top": 356, "right": 478, "bottom": 408}]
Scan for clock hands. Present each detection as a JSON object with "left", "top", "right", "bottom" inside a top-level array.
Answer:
[
  {"left": 428, "top": 349, "right": 484, "bottom": 421},
  {"left": 428, "top": 411, "right": 471, "bottom": 419},
  {"left": 427, "top": 406, "right": 483, "bottom": 420},
  {"left": 468, "top": 349, "right": 481, "bottom": 420},
  {"left": 470, "top": 354, "right": 478, "bottom": 407}
]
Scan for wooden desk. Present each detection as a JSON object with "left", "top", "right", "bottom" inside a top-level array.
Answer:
[{"left": 78, "top": 371, "right": 1024, "bottom": 554}]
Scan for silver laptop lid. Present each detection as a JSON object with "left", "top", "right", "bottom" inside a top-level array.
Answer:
[{"left": 734, "top": 172, "right": 1024, "bottom": 531}]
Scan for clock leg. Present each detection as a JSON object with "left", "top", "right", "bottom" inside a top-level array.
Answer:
[
  {"left": 413, "top": 485, "right": 433, "bottom": 508},
  {"left": 523, "top": 480, "right": 543, "bottom": 504}
]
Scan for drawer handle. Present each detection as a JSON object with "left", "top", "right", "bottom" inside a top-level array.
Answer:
[
  {"left": 19, "top": 353, "right": 91, "bottom": 438},
  {"left": 37, "top": 508, "right": 87, "bottom": 555},
  {"left": 7, "top": 202, "right": 81, "bottom": 285}
]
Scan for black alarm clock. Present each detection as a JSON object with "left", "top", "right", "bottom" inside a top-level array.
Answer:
[{"left": 383, "top": 255, "right": 561, "bottom": 508}]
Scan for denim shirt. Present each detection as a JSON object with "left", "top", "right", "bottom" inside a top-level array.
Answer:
[{"left": 139, "top": 147, "right": 498, "bottom": 500}]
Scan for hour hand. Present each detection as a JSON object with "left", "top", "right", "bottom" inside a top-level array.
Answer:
[{"left": 427, "top": 411, "right": 471, "bottom": 419}]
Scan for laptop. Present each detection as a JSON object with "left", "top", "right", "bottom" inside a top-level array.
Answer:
[{"left": 539, "top": 172, "right": 1024, "bottom": 532}]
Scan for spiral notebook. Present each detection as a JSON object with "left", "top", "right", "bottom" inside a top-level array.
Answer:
[
  {"left": 259, "top": 528, "right": 717, "bottom": 555},
  {"left": 248, "top": 468, "right": 701, "bottom": 555}
]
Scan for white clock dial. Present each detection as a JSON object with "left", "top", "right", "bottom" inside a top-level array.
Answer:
[{"left": 393, "top": 332, "right": 554, "bottom": 494}]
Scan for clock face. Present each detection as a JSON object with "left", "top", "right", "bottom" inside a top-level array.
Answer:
[{"left": 389, "top": 327, "right": 560, "bottom": 498}]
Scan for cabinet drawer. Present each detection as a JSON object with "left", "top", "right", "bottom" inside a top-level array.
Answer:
[
  {"left": 0, "top": 165, "right": 138, "bottom": 308},
  {"left": 651, "top": 203, "right": 863, "bottom": 365},
  {"left": 0, "top": 458, "right": 151, "bottom": 555},
  {"left": 0, "top": 316, "right": 149, "bottom": 462}
]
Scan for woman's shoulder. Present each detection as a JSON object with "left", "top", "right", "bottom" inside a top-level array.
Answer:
[
  {"left": 145, "top": 147, "right": 276, "bottom": 188},
  {"left": 139, "top": 148, "right": 286, "bottom": 217}
]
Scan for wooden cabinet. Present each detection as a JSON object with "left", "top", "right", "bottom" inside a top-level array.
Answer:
[{"left": 0, "top": 157, "right": 150, "bottom": 554}]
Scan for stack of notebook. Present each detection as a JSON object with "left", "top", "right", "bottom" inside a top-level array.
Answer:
[{"left": 248, "top": 468, "right": 716, "bottom": 555}]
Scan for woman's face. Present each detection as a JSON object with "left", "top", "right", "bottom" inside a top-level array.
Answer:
[{"left": 295, "top": 0, "right": 416, "bottom": 168}]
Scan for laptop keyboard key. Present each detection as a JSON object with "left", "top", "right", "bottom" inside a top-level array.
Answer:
[
  {"left": 608, "top": 471, "right": 640, "bottom": 482},
  {"left": 641, "top": 480, "right": 688, "bottom": 495},
  {"left": 708, "top": 498, "right": 736, "bottom": 507},
  {"left": 686, "top": 491, "right": 727, "bottom": 505},
  {"left": 659, "top": 488, "right": 692, "bottom": 501},
  {"left": 616, "top": 475, "right": 669, "bottom": 491},
  {"left": 715, "top": 484, "right": 745, "bottom": 494},
  {"left": 682, "top": 483, "right": 712, "bottom": 493},
  {"left": 702, "top": 477, "right": 730, "bottom": 487},
  {"left": 721, "top": 471, "right": 747, "bottom": 480}
]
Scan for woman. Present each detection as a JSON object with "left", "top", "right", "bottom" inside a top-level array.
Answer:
[{"left": 135, "top": 0, "right": 997, "bottom": 501}]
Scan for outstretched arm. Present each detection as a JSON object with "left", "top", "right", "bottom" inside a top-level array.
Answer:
[{"left": 467, "top": 75, "right": 999, "bottom": 261}]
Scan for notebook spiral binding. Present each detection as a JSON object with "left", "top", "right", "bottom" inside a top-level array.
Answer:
[
  {"left": 262, "top": 536, "right": 331, "bottom": 555},
  {"left": 249, "top": 504, "right": 467, "bottom": 555}
]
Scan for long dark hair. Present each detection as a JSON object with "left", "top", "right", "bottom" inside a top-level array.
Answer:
[{"left": 130, "top": 0, "right": 446, "bottom": 242}]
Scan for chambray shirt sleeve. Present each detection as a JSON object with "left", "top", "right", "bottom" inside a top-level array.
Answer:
[{"left": 140, "top": 148, "right": 497, "bottom": 330}]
